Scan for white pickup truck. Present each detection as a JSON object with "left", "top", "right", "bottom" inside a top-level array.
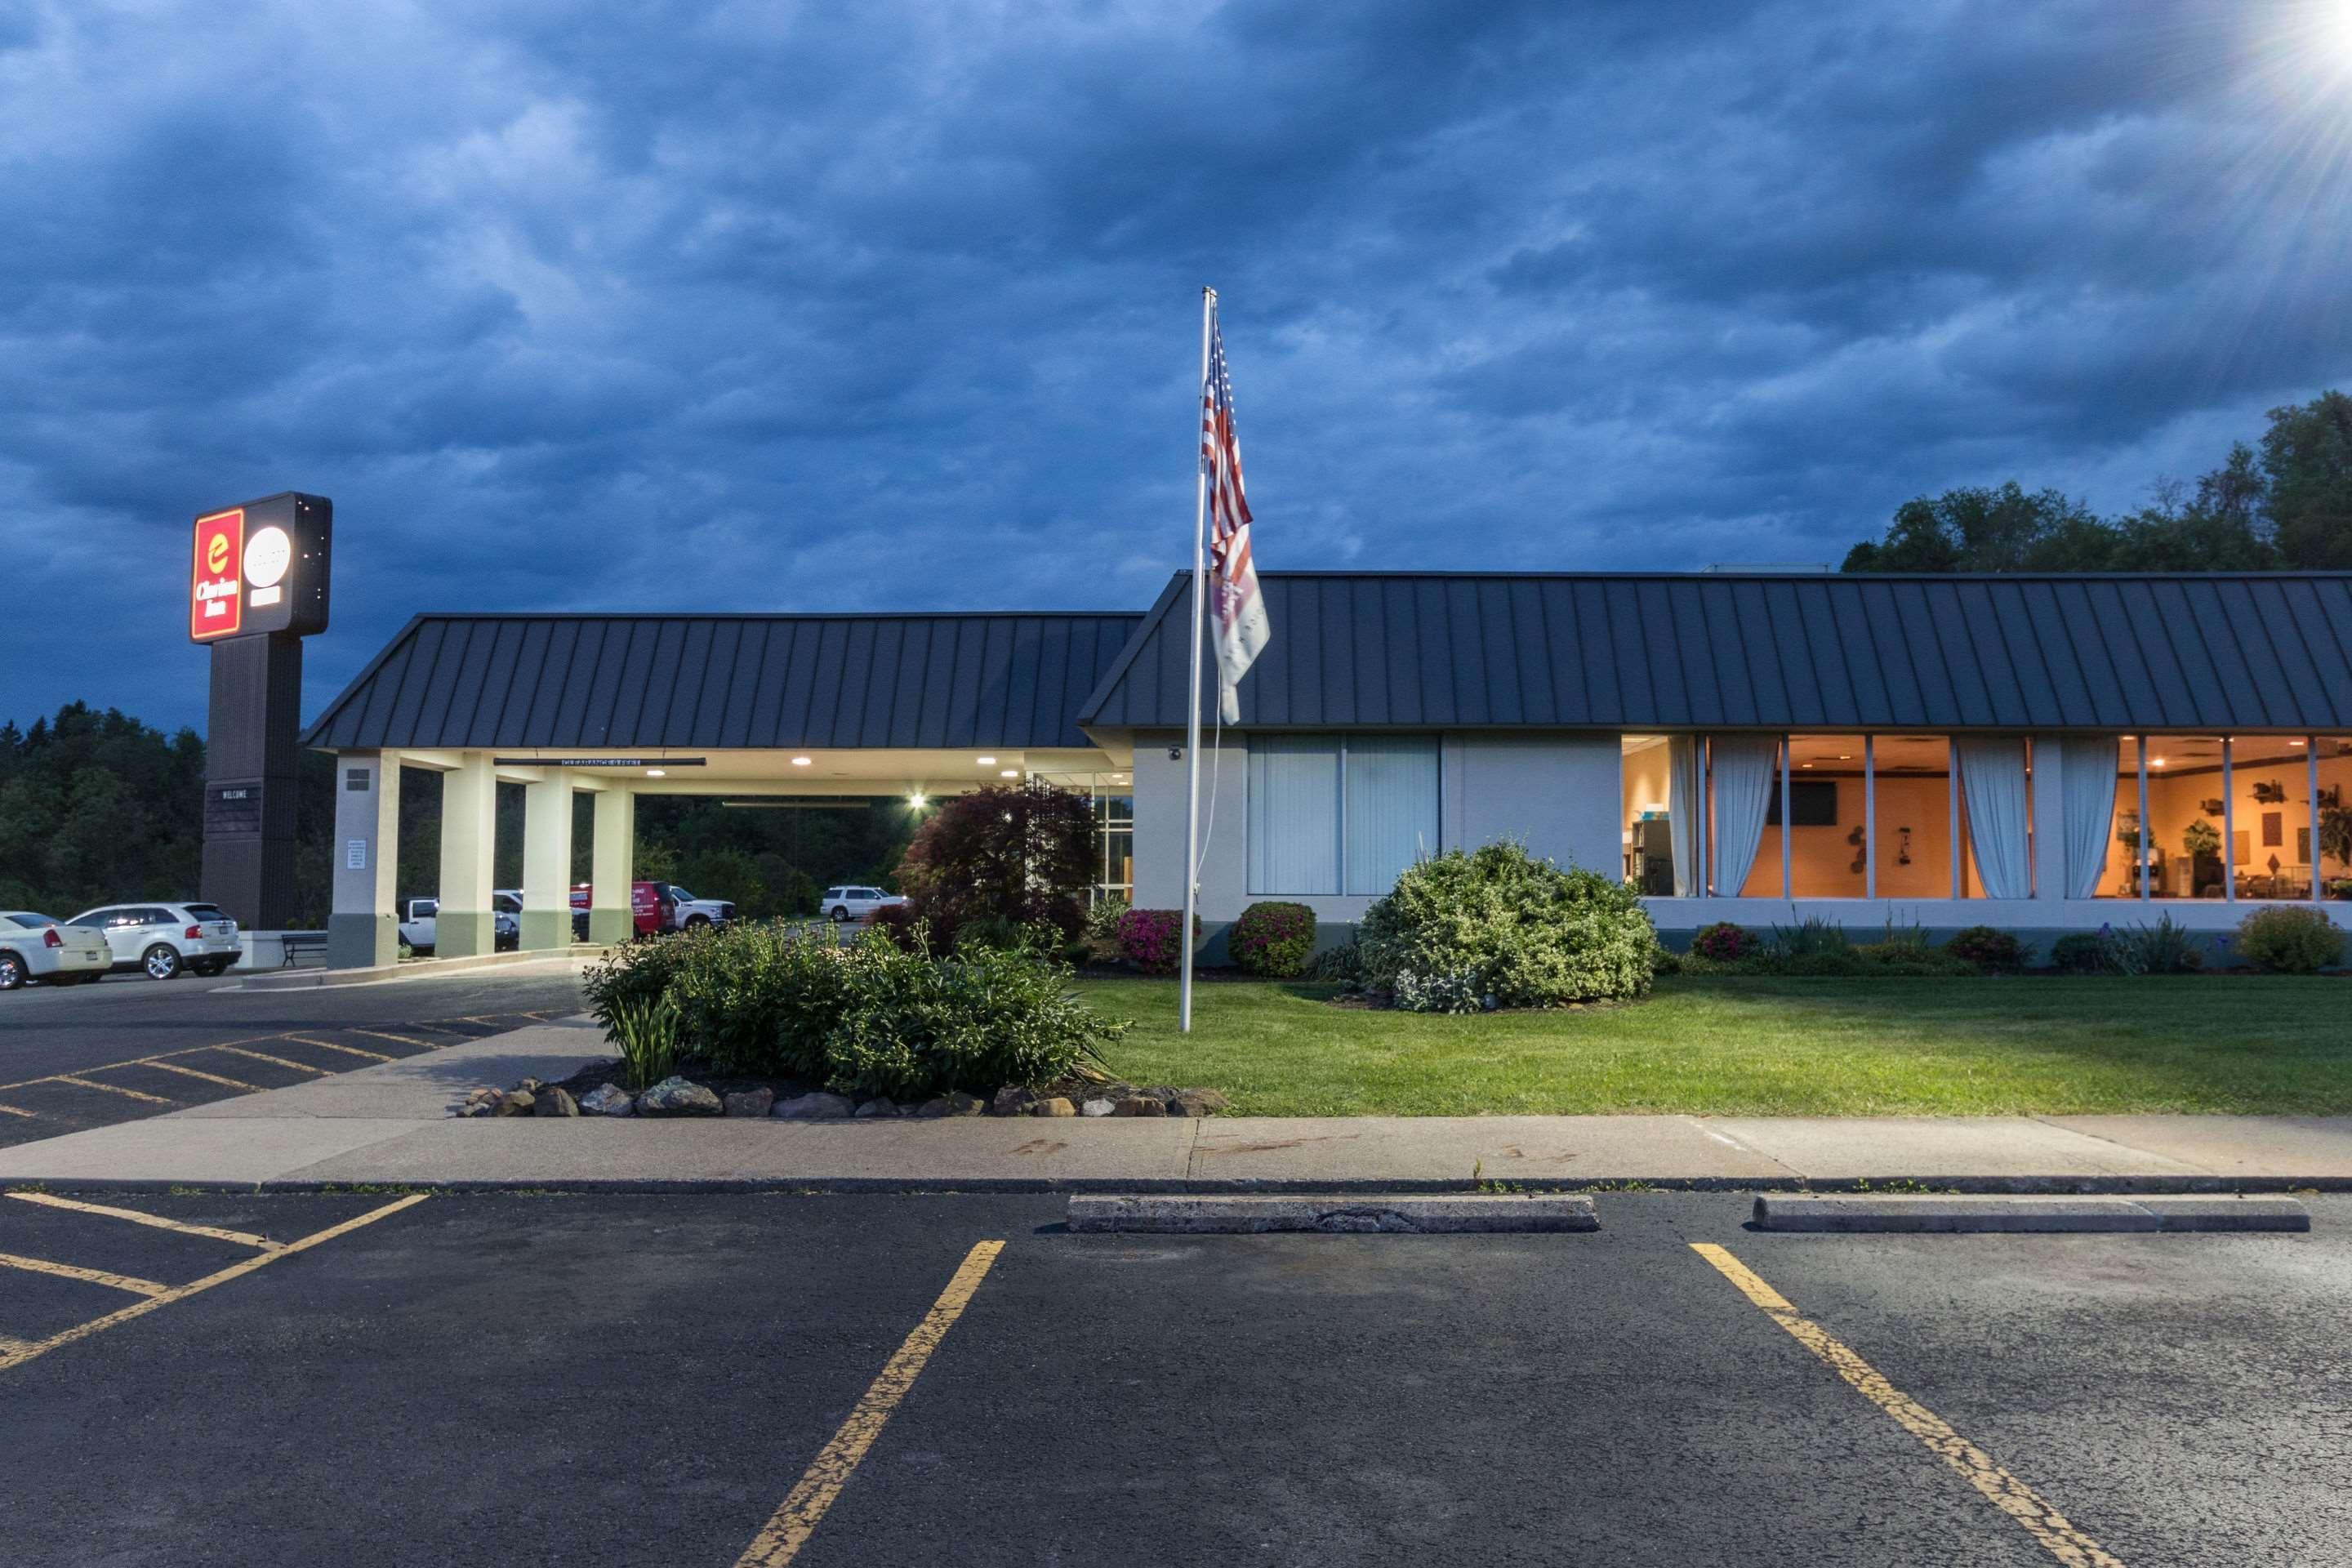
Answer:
[{"left": 398, "top": 897, "right": 520, "bottom": 954}]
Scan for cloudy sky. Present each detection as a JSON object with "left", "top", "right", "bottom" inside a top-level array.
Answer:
[{"left": 9, "top": 0, "right": 2352, "bottom": 733}]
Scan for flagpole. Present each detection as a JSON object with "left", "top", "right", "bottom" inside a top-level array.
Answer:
[{"left": 1179, "top": 285, "right": 1214, "bottom": 1035}]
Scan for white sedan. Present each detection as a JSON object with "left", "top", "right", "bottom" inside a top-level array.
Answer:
[{"left": 0, "top": 912, "right": 113, "bottom": 990}]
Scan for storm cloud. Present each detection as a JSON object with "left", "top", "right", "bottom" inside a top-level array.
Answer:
[{"left": 7, "top": 0, "right": 2350, "bottom": 729}]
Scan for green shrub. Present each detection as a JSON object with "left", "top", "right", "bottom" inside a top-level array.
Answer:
[
  {"left": 666, "top": 921, "right": 852, "bottom": 1077},
  {"left": 1085, "top": 897, "right": 1130, "bottom": 941},
  {"left": 605, "top": 992, "right": 681, "bottom": 1090},
  {"left": 1690, "top": 921, "right": 1754, "bottom": 962},
  {"left": 2110, "top": 914, "right": 2203, "bottom": 975},
  {"left": 1944, "top": 925, "right": 2027, "bottom": 973},
  {"left": 1231, "top": 902, "right": 1317, "bottom": 977},
  {"left": 584, "top": 936, "right": 695, "bottom": 1032},
  {"left": 1649, "top": 942, "right": 1684, "bottom": 977},
  {"left": 2234, "top": 906, "right": 2345, "bottom": 973},
  {"left": 1307, "top": 938, "right": 1367, "bottom": 987},
  {"left": 1854, "top": 941, "right": 1973, "bottom": 976},
  {"left": 2048, "top": 931, "right": 2119, "bottom": 974},
  {"left": 1766, "top": 915, "right": 1851, "bottom": 962},
  {"left": 822, "top": 934, "right": 1128, "bottom": 1099},
  {"left": 1359, "top": 842, "right": 1655, "bottom": 1010}
]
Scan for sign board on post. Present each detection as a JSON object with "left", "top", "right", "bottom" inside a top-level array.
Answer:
[
  {"left": 190, "top": 509, "right": 244, "bottom": 639},
  {"left": 188, "top": 492, "right": 332, "bottom": 644}
]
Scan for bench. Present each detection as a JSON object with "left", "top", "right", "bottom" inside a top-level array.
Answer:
[{"left": 278, "top": 932, "right": 330, "bottom": 968}]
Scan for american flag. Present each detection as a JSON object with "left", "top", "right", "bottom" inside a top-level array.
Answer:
[{"left": 1202, "top": 296, "right": 1269, "bottom": 722}]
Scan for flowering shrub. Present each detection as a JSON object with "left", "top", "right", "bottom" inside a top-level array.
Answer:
[
  {"left": 1115, "top": 907, "right": 1197, "bottom": 974},
  {"left": 1690, "top": 922, "right": 1755, "bottom": 963},
  {"left": 1360, "top": 841, "right": 1655, "bottom": 1009},
  {"left": 1230, "top": 901, "right": 1317, "bottom": 978},
  {"left": 2234, "top": 906, "right": 2345, "bottom": 973}
]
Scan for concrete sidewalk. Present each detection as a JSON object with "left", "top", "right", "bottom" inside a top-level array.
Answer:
[{"left": 2, "top": 1018, "right": 2349, "bottom": 1192}]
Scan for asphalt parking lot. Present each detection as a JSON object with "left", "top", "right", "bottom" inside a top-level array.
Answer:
[
  {"left": 2, "top": 1191, "right": 2342, "bottom": 1566},
  {"left": 0, "top": 966, "right": 586, "bottom": 1150}
]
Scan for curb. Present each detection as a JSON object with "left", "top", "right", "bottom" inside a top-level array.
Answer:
[
  {"left": 216, "top": 947, "right": 612, "bottom": 992},
  {"left": 1067, "top": 1193, "right": 1600, "bottom": 1233},
  {"left": 3, "top": 1175, "right": 2342, "bottom": 1198},
  {"left": 1753, "top": 1193, "right": 2312, "bottom": 1233}
]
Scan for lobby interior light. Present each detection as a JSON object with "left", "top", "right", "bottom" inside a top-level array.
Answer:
[
  {"left": 976, "top": 755, "right": 996, "bottom": 765},
  {"left": 908, "top": 791, "right": 926, "bottom": 808},
  {"left": 645, "top": 768, "right": 666, "bottom": 777},
  {"left": 1000, "top": 768, "right": 1018, "bottom": 778},
  {"left": 791, "top": 756, "right": 813, "bottom": 766}
]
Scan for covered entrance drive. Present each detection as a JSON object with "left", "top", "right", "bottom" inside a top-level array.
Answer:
[{"left": 301, "top": 611, "right": 1139, "bottom": 969}]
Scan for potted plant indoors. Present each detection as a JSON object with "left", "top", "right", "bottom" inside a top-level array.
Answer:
[{"left": 2183, "top": 817, "right": 2223, "bottom": 898}]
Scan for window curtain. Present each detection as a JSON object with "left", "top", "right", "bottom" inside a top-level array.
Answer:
[
  {"left": 2054, "top": 736, "right": 2120, "bottom": 898},
  {"left": 1247, "top": 737, "right": 1340, "bottom": 894},
  {"left": 1343, "top": 737, "right": 1439, "bottom": 894},
  {"left": 1957, "top": 737, "right": 2031, "bottom": 898},
  {"left": 1706, "top": 737, "right": 1780, "bottom": 897},
  {"left": 1667, "top": 737, "right": 1704, "bottom": 896}
]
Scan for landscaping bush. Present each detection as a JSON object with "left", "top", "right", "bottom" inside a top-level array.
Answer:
[
  {"left": 822, "top": 934, "right": 1128, "bottom": 1100},
  {"left": 1852, "top": 941, "right": 1973, "bottom": 976},
  {"left": 2049, "top": 930, "right": 2119, "bottom": 975},
  {"left": 1944, "top": 925, "right": 2028, "bottom": 973},
  {"left": 896, "top": 780, "right": 1094, "bottom": 942},
  {"left": 1230, "top": 901, "right": 1317, "bottom": 978},
  {"left": 1115, "top": 908, "right": 1196, "bottom": 974},
  {"left": 665, "top": 920, "right": 853, "bottom": 1077},
  {"left": 1690, "top": 921, "right": 1754, "bottom": 963},
  {"left": 1308, "top": 937, "right": 1367, "bottom": 987},
  {"left": 1358, "top": 842, "right": 1655, "bottom": 1010},
  {"left": 1766, "top": 915, "right": 1851, "bottom": 963},
  {"left": 2109, "top": 913, "right": 2204, "bottom": 975},
  {"left": 604, "top": 991, "right": 681, "bottom": 1090},
  {"left": 2234, "top": 906, "right": 2345, "bottom": 974},
  {"left": 584, "top": 934, "right": 696, "bottom": 1032},
  {"left": 868, "top": 901, "right": 932, "bottom": 951}
]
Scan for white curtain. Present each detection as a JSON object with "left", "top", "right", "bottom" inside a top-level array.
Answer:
[
  {"left": 2055, "top": 736, "right": 2120, "bottom": 898},
  {"left": 1668, "top": 737, "right": 1704, "bottom": 896},
  {"left": 1247, "top": 737, "right": 1340, "bottom": 894},
  {"left": 1957, "top": 737, "right": 2031, "bottom": 898},
  {"left": 1343, "top": 737, "right": 1440, "bottom": 893},
  {"left": 1707, "top": 737, "right": 1781, "bottom": 897}
]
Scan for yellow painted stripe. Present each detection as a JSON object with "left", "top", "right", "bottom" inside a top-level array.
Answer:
[
  {"left": 733, "top": 1240, "right": 1005, "bottom": 1567},
  {"left": 210, "top": 1046, "right": 326, "bottom": 1076},
  {"left": 0, "top": 1250, "right": 168, "bottom": 1297},
  {"left": 280, "top": 1035, "right": 394, "bottom": 1062},
  {"left": 0, "top": 1194, "right": 429, "bottom": 1376},
  {"left": 348, "top": 1028, "right": 432, "bottom": 1049},
  {"left": 7, "top": 1190, "right": 281, "bottom": 1251},
  {"left": 0, "top": 1102, "right": 33, "bottom": 1119},
  {"left": 1690, "top": 1244, "right": 2124, "bottom": 1568},
  {"left": 140, "top": 1060, "right": 265, "bottom": 1093},
  {"left": 53, "top": 1076, "right": 173, "bottom": 1106}
]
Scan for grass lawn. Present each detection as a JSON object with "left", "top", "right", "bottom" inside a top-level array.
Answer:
[{"left": 1076, "top": 974, "right": 2352, "bottom": 1117}]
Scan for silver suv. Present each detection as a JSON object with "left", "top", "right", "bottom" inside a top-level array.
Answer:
[
  {"left": 65, "top": 902, "right": 243, "bottom": 980},
  {"left": 822, "top": 885, "right": 906, "bottom": 922}
]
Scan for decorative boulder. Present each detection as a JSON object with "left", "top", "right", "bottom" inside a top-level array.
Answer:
[
  {"left": 1080, "top": 1098, "right": 1116, "bottom": 1117},
  {"left": 853, "top": 1097, "right": 899, "bottom": 1118},
  {"left": 724, "top": 1088, "right": 776, "bottom": 1118},
  {"left": 532, "top": 1085, "right": 580, "bottom": 1117},
  {"left": 1111, "top": 1095, "right": 1166, "bottom": 1117},
  {"left": 494, "top": 1089, "right": 537, "bottom": 1117},
  {"left": 578, "top": 1084, "right": 635, "bottom": 1116},
  {"left": 913, "top": 1091, "right": 987, "bottom": 1118},
  {"left": 773, "top": 1091, "right": 856, "bottom": 1120},
  {"left": 1166, "top": 1088, "right": 1230, "bottom": 1118},
  {"left": 635, "top": 1076, "right": 723, "bottom": 1117},
  {"left": 1027, "top": 1097, "right": 1076, "bottom": 1117},
  {"left": 990, "top": 1086, "right": 1038, "bottom": 1117}
]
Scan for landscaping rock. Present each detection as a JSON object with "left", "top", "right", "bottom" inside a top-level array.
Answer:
[
  {"left": 1111, "top": 1095, "right": 1165, "bottom": 1117},
  {"left": 1165, "top": 1088, "right": 1230, "bottom": 1118},
  {"left": 913, "top": 1091, "right": 987, "bottom": 1119},
  {"left": 635, "top": 1076, "right": 723, "bottom": 1117},
  {"left": 517, "top": 1078, "right": 544, "bottom": 1093},
  {"left": 1080, "top": 1098, "right": 1116, "bottom": 1117},
  {"left": 1027, "top": 1097, "right": 1076, "bottom": 1117},
  {"left": 724, "top": 1088, "right": 776, "bottom": 1118},
  {"left": 532, "top": 1085, "right": 580, "bottom": 1117},
  {"left": 990, "top": 1085, "right": 1038, "bottom": 1116},
  {"left": 578, "top": 1084, "right": 635, "bottom": 1117},
  {"left": 773, "top": 1091, "right": 856, "bottom": 1120},
  {"left": 854, "top": 1097, "right": 900, "bottom": 1118},
  {"left": 494, "top": 1089, "right": 536, "bottom": 1117}
]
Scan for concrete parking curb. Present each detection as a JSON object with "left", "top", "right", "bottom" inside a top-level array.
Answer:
[
  {"left": 216, "top": 947, "right": 612, "bottom": 991},
  {"left": 1753, "top": 1193, "right": 2312, "bottom": 1233},
  {"left": 1066, "top": 1193, "right": 1601, "bottom": 1232}
]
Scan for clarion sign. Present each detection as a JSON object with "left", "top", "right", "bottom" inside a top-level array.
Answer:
[{"left": 189, "top": 508, "right": 245, "bottom": 640}]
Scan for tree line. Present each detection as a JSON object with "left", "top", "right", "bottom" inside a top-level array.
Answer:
[
  {"left": 0, "top": 702, "right": 914, "bottom": 926},
  {"left": 1842, "top": 392, "right": 2352, "bottom": 572}
]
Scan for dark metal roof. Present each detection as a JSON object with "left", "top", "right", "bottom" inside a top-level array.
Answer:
[
  {"left": 1077, "top": 572, "right": 2352, "bottom": 732},
  {"left": 305, "top": 612, "right": 1140, "bottom": 751}
]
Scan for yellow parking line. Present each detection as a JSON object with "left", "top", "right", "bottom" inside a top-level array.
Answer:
[
  {"left": 733, "top": 1240, "right": 1005, "bottom": 1567},
  {"left": 1690, "top": 1244, "right": 2124, "bottom": 1568},
  {"left": 0, "top": 1194, "right": 429, "bottom": 1377},
  {"left": 0, "top": 1250, "right": 169, "bottom": 1297},
  {"left": 53, "top": 1076, "right": 174, "bottom": 1106},
  {"left": 210, "top": 1046, "right": 326, "bottom": 1076},
  {"left": 281, "top": 1035, "right": 394, "bottom": 1062},
  {"left": 0, "top": 1102, "right": 33, "bottom": 1119},
  {"left": 348, "top": 1029, "right": 432, "bottom": 1049},
  {"left": 141, "top": 1060, "right": 265, "bottom": 1093},
  {"left": 7, "top": 1191, "right": 282, "bottom": 1252}
]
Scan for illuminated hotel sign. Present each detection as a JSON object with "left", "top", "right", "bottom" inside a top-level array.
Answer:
[{"left": 187, "top": 492, "right": 333, "bottom": 643}]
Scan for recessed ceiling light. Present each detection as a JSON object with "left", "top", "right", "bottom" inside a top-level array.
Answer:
[
  {"left": 1838, "top": 754, "right": 1852, "bottom": 760},
  {"left": 2150, "top": 758, "right": 2167, "bottom": 768},
  {"left": 1801, "top": 763, "right": 1814, "bottom": 769},
  {"left": 1000, "top": 769, "right": 1018, "bottom": 778},
  {"left": 976, "top": 755, "right": 996, "bottom": 765},
  {"left": 2291, "top": 739, "right": 2307, "bottom": 747},
  {"left": 791, "top": 756, "right": 812, "bottom": 766},
  {"left": 645, "top": 768, "right": 666, "bottom": 777}
]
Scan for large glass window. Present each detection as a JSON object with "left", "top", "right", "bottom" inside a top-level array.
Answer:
[
  {"left": 2320, "top": 737, "right": 2352, "bottom": 903},
  {"left": 1248, "top": 735, "right": 1438, "bottom": 896},
  {"left": 1739, "top": 736, "right": 1869, "bottom": 897},
  {"left": 1620, "top": 737, "right": 1675, "bottom": 893},
  {"left": 1869, "top": 737, "right": 1953, "bottom": 898}
]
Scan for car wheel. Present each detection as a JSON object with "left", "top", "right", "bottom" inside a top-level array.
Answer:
[
  {"left": 684, "top": 915, "right": 710, "bottom": 930},
  {"left": 829, "top": 906, "right": 849, "bottom": 922},
  {"left": 142, "top": 944, "right": 183, "bottom": 982},
  {"left": 0, "top": 951, "right": 23, "bottom": 991}
]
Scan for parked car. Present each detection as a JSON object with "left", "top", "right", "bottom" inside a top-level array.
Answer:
[
  {"left": 564, "top": 881, "right": 731, "bottom": 938},
  {"left": 63, "top": 902, "right": 243, "bottom": 980},
  {"left": 822, "top": 885, "right": 906, "bottom": 922},
  {"left": 0, "top": 911, "right": 113, "bottom": 990},
  {"left": 395, "top": 897, "right": 519, "bottom": 956}
]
